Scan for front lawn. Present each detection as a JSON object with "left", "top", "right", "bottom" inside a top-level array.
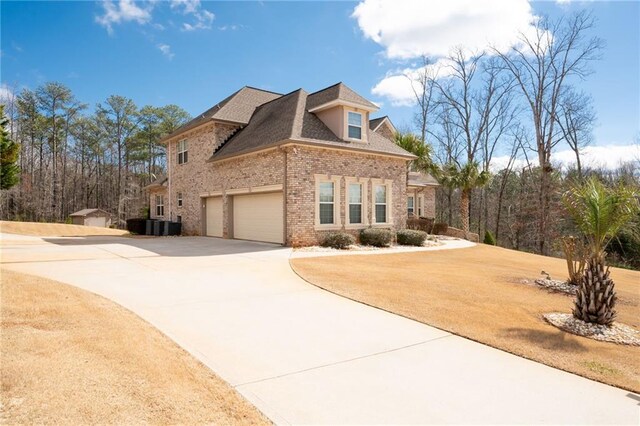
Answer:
[{"left": 290, "top": 244, "right": 640, "bottom": 393}]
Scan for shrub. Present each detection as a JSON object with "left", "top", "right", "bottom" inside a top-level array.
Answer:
[
  {"left": 321, "top": 232, "right": 355, "bottom": 249},
  {"left": 397, "top": 229, "right": 428, "bottom": 246},
  {"left": 406, "top": 217, "right": 434, "bottom": 233},
  {"left": 359, "top": 228, "right": 394, "bottom": 247},
  {"left": 431, "top": 222, "right": 449, "bottom": 235},
  {"left": 483, "top": 230, "right": 497, "bottom": 245}
]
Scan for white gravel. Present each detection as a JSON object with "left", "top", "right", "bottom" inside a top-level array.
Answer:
[
  {"left": 543, "top": 313, "right": 640, "bottom": 346},
  {"left": 291, "top": 238, "right": 476, "bottom": 258}
]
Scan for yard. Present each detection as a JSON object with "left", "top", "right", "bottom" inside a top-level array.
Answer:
[
  {"left": 0, "top": 269, "right": 270, "bottom": 425},
  {"left": 0, "top": 220, "right": 128, "bottom": 237},
  {"left": 291, "top": 244, "right": 640, "bottom": 393}
]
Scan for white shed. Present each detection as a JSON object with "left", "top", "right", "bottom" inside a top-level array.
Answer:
[{"left": 69, "top": 209, "right": 112, "bottom": 228}]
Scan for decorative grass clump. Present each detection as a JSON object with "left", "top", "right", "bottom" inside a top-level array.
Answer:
[
  {"left": 359, "top": 228, "right": 394, "bottom": 247},
  {"left": 397, "top": 229, "right": 428, "bottom": 246}
]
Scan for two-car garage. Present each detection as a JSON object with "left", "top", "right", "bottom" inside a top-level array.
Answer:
[{"left": 204, "top": 189, "right": 284, "bottom": 245}]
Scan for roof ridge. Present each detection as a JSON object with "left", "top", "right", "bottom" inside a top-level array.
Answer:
[
  {"left": 242, "top": 85, "right": 283, "bottom": 96},
  {"left": 289, "top": 89, "right": 308, "bottom": 140},
  {"left": 251, "top": 87, "right": 303, "bottom": 111},
  {"left": 309, "top": 81, "right": 343, "bottom": 96}
]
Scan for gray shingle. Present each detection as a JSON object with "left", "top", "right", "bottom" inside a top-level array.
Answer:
[
  {"left": 162, "top": 87, "right": 281, "bottom": 142},
  {"left": 210, "top": 87, "right": 414, "bottom": 161},
  {"left": 306, "top": 82, "right": 378, "bottom": 111}
]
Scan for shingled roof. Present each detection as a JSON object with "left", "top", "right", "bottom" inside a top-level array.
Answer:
[
  {"left": 210, "top": 85, "right": 414, "bottom": 161},
  {"left": 161, "top": 87, "right": 281, "bottom": 142},
  {"left": 306, "top": 82, "right": 379, "bottom": 111}
]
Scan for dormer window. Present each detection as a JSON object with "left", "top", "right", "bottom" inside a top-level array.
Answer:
[{"left": 347, "top": 112, "right": 362, "bottom": 140}]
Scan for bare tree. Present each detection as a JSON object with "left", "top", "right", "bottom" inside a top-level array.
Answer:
[
  {"left": 556, "top": 87, "right": 595, "bottom": 180},
  {"left": 493, "top": 11, "right": 603, "bottom": 254},
  {"left": 406, "top": 55, "right": 439, "bottom": 143}
]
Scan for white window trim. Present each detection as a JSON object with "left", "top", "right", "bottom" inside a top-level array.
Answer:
[
  {"left": 314, "top": 174, "right": 342, "bottom": 230},
  {"left": 177, "top": 192, "right": 183, "bottom": 208},
  {"left": 345, "top": 176, "right": 369, "bottom": 229},
  {"left": 407, "top": 195, "right": 415, "bottom": 216},
  {"left": 344, "top": 109, "right": 366, "bottom": 143},
  {"left": 371, "top": 179, "right": 393, "bottom": 226},
  {"left": 155, "top": 194, "right": 165, "bottom": 217},
  {"left": 177, "top": 139, "right": 188, "bottom": 165},
  {"left": 418, "top": 194, "right": 424, "bottom": 217}
]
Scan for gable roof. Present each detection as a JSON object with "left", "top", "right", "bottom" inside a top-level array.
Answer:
[
  {"left": 369, "top": 115, "right": 397, "bottom": 133},
  {"left": 307, "top": 82, "right": 379, "bottom": 112},
  {"left": 69, "top": 208, "right": 111, "bottom": 217},
  {"left": 210, "top": 86, "right": 414, "bottom": 161},
  {"left": 161, "top": 87, "right": 281, "bottom": 142},
  {"left": 408, "top": 171, "right": 440, "bottom": 187}
]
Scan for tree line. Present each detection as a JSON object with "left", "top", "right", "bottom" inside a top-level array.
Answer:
[
  {"left": 0, "top": 82, "right": 190, "bottom": 226},
  {"left": 398, "top": 10, "right": 639, "bottom": 267}
]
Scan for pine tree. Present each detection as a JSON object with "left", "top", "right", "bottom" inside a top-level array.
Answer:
[{"left": 0, "top": 105, "right": 20, "bottom": 190}]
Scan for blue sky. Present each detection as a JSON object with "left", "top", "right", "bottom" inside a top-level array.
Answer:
[{"left": 1, "top": 0, "right": 638, "bottom": 166}]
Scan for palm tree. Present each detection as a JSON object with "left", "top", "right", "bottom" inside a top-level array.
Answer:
[
  {"left": 443, "top": 162, "right": 490, "bottom": 238},
  {"left": 563, "top": 177, "right": 639, "bottom": 325},
  {"left": 393, "top": 132, "right": 439, "bottom": 177}
]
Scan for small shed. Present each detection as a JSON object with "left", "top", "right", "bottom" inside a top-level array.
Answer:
[{"left": 69, "top": 209, "right": 112, "bottom": 228}]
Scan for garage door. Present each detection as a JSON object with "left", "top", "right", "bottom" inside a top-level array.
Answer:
[
  {"left": 85, "top": 217, "right": 106, "bottom": 227},
  {"left": 233, "top": 192, "right": 284, "bottom": 244},
  {"left": 205, "top": 197, "right": 223, "bottom": 237}
]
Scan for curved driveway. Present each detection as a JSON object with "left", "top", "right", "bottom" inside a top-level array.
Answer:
[{"left": 1, "top": 234, "right": 638, "bottom": 424}]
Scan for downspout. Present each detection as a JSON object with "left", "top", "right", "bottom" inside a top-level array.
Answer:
[
  {"left": 167, "top": 142, "right": 172, "bottom": 222},
  {"left": 283, "top": 146, "right": 288, "bottom": 246}
]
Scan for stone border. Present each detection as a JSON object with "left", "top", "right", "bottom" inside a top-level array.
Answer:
[
  {"left": 534, "top": 279, "right": 577, "bottom": 295},
  {"left": 543, "top": 313, "right": 640, "bottom": 346}
]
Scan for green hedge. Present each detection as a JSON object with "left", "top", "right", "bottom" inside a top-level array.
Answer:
[
  {"left": 397, "top": 229, "right": 428, "bottom": 246},
  {"left": 321, "top": 232, "right": 355, "bottom": 249},
  {"left": 359, "top": 228, "right": 394, "bottom": 247},
  {"left": 483, "top": 230, "right": 497, "bottom": 245}
]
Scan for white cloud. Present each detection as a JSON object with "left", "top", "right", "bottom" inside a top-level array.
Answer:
[
  {"left": 96, "top": 0, "right": 153, "bottom": 34},
  {"left": 157, "top": 43, "right": 175, "bottom": 60},
  {"left": 490, "top": 144, "right": 640, "bottom": 172},
  {"left": 372, "top": 58, "right": 454, "bottom": 106},
  {"left": 352, "top": 0, "right": 538, "bottom": 59},
  {"left": 0, "top": 84, "right": 14, "bottom": 103},
  {"left": 171, "top": 0, "right": 215, "bottom": 31}
]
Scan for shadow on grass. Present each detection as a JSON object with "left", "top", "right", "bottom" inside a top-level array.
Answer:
[{"left": 500, "top": 327, "right": 589, "bottom": 353}]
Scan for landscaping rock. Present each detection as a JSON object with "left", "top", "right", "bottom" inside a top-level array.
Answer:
[
  {"left": 543, "top": 313, "right": 640, "bottom": 346},
  {"left": 534, "top": 278, "right": 577, "bottom": 295}
]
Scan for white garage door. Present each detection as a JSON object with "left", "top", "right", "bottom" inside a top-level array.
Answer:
[
  {"left": 85, "top": 217, "right": 106, "bottom": 227},
  {"left": 233, "top": 192, "right": 284, "bottom": 244},
  {"left": 206, "top": 197, "right": 223, "bottom": 237}
]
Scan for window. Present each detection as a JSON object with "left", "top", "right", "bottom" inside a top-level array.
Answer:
[
  {"left": 155, "top": 195, "right": 164, "bottom": 217},
  {"left": 176, "top": 215, "right": 182, "bottom": 223},
  {"left": 177, "top": 192, "right": 183, "bottom": 208},
  {"left": 374, "top": 184, "right": 387, "bottom": 223},
  {"left": 407, "top": 196, "right": 415, "bottom": 216},
  {"left": 319, "top": 182, "right": 335, "bottom": 224},
  {"left": 348, "top": 183, "right": 363, "bottom": 224},
  {"left": 347, "top": 111, "right": 362, "bottom": 140},
  {"left": 177, "top": 139, "right": 188, "bottom": 164}
]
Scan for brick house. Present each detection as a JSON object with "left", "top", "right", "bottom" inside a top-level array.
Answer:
[{"left": 147, "top": 82, "right": 437, "bottom": 246}]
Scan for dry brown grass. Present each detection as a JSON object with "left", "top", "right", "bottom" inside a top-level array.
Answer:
[
  {"left": 291, "top": 244, "right": 640, "bottom": 393},
  {"left": 0, "top": 221, "right": 128, "bottom": 237},
  {"left": 0, "top": 269, "right": 270, "bottom": 425}
]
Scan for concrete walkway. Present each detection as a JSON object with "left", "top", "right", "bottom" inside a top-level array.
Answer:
[{"left": 1, "top": 234, "right": 638, "bottom": 424}]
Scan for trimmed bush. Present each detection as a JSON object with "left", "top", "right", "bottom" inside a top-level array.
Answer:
[
  {"left": 397, "top": 229, "right": 428, "bottom": 246},
  {"left": 483, "top": 230, "right": 497, "bottom": 245},
  {"left": 321, "top": 232, "right": 355, "bottom": 249},
  {"left": 359, "top": 228, "right": 394, "bottom": 247},
  {"left": 431, "top": 222, "right": 449, "bottom": 235},
  {"left": 406, "top": 217, "right": 434, "bottom": 233}
]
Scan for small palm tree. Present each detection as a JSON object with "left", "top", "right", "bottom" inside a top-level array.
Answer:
[
  {"left": 443, "top": 162, "right": 490, "bottom": 238},
  {"left": 393, "top": 132, "right": 439, "bottom": 178},
  {"left": 563, "top": 177, "right": 639, "bottom": 325}
]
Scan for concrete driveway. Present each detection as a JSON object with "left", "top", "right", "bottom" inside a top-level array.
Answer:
[{"left": 1, "top": 234, "right": 638, "bottom": 424}]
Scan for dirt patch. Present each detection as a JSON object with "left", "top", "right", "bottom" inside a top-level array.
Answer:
[
  {"left": 0, "top": 221, "right": 128, "bottom": 237},
  {"left": 0, "top": 269, "right": 270, "bottom": 425},
  {"left": 291, "top": 244, "right": 640, "bottom": 393}
]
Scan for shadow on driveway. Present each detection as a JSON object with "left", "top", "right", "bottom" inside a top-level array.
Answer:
[{"left": 41, "top": 235, "right": 286, "bottom": 258}]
